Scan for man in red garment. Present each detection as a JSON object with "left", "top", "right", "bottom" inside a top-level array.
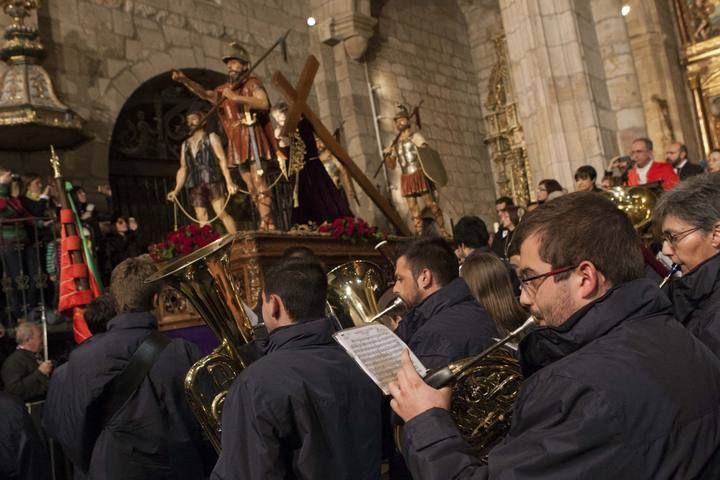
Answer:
[{"left": 627, "top": 137, "right": 679, "bottom": 190}]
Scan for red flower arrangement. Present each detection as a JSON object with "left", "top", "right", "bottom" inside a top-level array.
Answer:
[
  {"left": 318, "top": 216, "right": 386, "bottom": 244},
  {"left": 149, "top": 224, "right": 220, "bottom": 262}
]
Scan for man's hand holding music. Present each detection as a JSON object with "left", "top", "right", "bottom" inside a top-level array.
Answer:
[{"left": 388, "top": 350, "right": 451, "bottom": 423}]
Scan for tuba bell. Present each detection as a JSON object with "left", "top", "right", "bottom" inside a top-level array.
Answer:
[
  {"left": 147, "top": 233, "right": 254, "bottom": 452},
  {"left": 602, "top": 185, "right": 657, "bottom": 230}
]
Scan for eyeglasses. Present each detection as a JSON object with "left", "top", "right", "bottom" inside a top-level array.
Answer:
[
  {"left": 519, "top": 265, "right": 577, "bottom": 297},
  {"left": 661, "top": 227, "right": 701, "bottom": 247}
]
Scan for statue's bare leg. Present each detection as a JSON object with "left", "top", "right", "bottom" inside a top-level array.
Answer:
[
  {"left": 251, "top": 164, "right": 275, "bottom": 231},
  {"left": 211, "top": 196, "right": 237, "bottom": 234},
  {"left": 423, "top": 193, "right": 449, "bottom": 238},
  {"left": 193, "top": 206, "right": 210, "bottom": 227},
  {"left": 406, "top": 196, "right": 422, "bottom": 235}
]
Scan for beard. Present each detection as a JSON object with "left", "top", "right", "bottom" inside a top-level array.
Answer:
[{"left": 532, "top": 283, "right": 575, "bottom": 328}]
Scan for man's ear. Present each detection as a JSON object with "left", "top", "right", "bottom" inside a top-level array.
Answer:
[
  {"left": 711, "top": 223, "right": 720, "bottom": 250},
  {"left": 418, "top": 268, "right": 433, "bottom": 290},
  {"left": 576, "top": 261, "right": 605, "bottom": 299},
  {"left": 152, "top": 293, "right": 159, "bottom": 309},
  {"left": 268, "top": 294, "right": 282, "bottom": 320}
]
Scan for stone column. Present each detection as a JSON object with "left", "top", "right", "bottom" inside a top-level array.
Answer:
[
  {"left": 623, "top": 0, "right": 701, "bottom": 159},
  {"left": 591, "top": 0, "right": 646, "bottom": 153},
  {"left": 499, "top": 0, "right": 617, "bottom": 191}
]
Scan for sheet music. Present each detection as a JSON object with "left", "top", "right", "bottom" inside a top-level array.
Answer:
[{"left": 333, "top": 324, "right": 427, "bottom": 395}]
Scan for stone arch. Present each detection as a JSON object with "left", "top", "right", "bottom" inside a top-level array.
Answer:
[{"left": 107, "top": 68, "right": 227, "bottom": 242}]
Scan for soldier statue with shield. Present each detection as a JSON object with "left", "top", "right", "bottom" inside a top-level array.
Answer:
[{"left": 383, "top": 104, "right": 448, "bottom": 237}]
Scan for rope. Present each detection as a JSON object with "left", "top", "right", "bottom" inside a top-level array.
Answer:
[{"left": 172, "top": 173, "right": 285, "bottom": 225}]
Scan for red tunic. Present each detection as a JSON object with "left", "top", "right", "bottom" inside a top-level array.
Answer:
[{"left": 213, "top": 76, "right": 279, "bottom": 166}]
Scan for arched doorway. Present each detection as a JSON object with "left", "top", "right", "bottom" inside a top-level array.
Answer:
[{"left": 108, "top": 69, "right": 255, "bottom": 243}]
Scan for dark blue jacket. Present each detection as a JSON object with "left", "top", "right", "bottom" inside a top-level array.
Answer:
[
  {"left": 211, "top": 317, "right": 382, "bottom": 480},
  {"left": 670, "top": 253, "right": 720, "bottom": 357},
  {"left": 401, "top": 279, "right": 720, "bottom": 479},
  {"left": 0, "top": 392, "right": 49, "bottom": 480},
  {"left": 44, "top": 312, "right": 212, "bottom": 480},
  {"left": 396, "top": 278, "right": 498, "bottom": 369}
]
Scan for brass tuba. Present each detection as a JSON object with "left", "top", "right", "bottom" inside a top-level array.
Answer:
[
  {"left": 602, "top": 186, "right": 657, "bottom": 230},
  {"left": 147, "top": 233, "right": 254, "bottom": 452}
]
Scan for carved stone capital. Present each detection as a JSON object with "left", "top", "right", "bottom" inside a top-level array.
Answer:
[{"left": 317, "top": 11, "right": 377, "bottom": 61}]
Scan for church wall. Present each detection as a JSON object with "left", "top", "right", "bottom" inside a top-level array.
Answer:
[
  {"left": 367, "top": 0, "right": 498, "bottom": 224},
  {"left": 1, "top": 0, "right": 318, "bottom": 211}
]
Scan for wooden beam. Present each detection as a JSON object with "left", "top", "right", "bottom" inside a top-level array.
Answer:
[
  {"left": 279, "top": 55, "right": 319, "bottom": 138},
  {"left": 272, "top": 68, "right": 412, "bottom": 236}
]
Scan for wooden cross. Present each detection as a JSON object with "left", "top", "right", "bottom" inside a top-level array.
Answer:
[{"left": 273, "top": 55, "right": 411, "bottom": 236}]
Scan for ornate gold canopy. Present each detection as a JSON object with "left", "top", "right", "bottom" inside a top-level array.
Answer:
[
  {"left": 0, "top": 0, "right": 89, "bottom": 151},
  {"left": 674, "top": 0, "right": 720, "bottom": 154}
]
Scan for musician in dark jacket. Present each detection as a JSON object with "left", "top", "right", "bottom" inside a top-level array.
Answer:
[
  {"left": 394, "top": 237, "right": 498, "bottom": 369},
  {"left": 212, "top": 257, "right": 382, "bottom": 480},
  {"left": 44, "top": 258, "right": 212, "bottom": 480},
  {"left": 654, "top": 173, "right": 720, "bottom": 356},
  {"left": 0, "top": 391, "right": 49, "bottom": 480},
  {"left": 389, "top": 193, "right": 720, "bottom": 479}
]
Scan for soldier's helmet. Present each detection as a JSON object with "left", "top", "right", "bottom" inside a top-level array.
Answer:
[
  {"left": 222, "top": 42, "right": 251, "bottom": 64},
  {"left": 393, "top": 104, "right": 411, "bottom": 120}
]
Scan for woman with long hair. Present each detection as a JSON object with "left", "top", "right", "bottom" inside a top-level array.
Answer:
[{"left": 461, "top": 252, "right": 527, "bottom": 336}]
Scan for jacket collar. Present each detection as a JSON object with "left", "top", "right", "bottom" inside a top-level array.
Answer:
[
  {"left": 265, "top": 317, "right": 335, "bottom": 354},
  {"left": 671, "top": 253, "right": 720, "bottom": 324},
  {"left": 520, "top": 278, "right": 672, "bottom": 377},
  {"left": 401, "top": 278, "right": 473, "bottom": 338},
  {"left": 106, "top": 311, "right": 158, "bottom": 332},
  {"left": 414, "top": 277, "right": 472, "bottom": 320}
]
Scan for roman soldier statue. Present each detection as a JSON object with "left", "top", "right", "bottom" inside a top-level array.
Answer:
[
  {"left": 172, "top": 42, "right": 281, "bottom": 231},
  {"left": 384, "top": 105, "right": 448, "bottom": 236}
]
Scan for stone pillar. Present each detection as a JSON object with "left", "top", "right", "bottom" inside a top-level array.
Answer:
[
  {"left": 624, "top": 0, "right": 701, "bottom": 159},
  {"left": 591, "top": 0, "right": 646, "bottom": 153},
  {"left": 499, "top": 0, "right": 616, "bottom": 191}
]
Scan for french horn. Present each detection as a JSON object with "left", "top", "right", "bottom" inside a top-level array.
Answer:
[
  {"left": 326, "top": 253, "right": 533, "bottom": 463},
  {"left": 147, "top": 233, "right": 254, "bottom": 452}
]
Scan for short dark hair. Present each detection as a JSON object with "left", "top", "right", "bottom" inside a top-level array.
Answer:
[
  {"left": 453, "top": 216, "right": 489, "bottom": 248},
  {"left": 110, "top": 258, "right": 160, "bottom": 313},
  {"left": 538, "top": 179, "right": 563, "bottom": 194},
  {"left": 263, "top": 257, "right": 327, "bottom": 321},
  {"left": 574, "top": 165, "right": 597, "bottom": 182},
  {"left": 633, "top": 137, "right": 653, "bottom": 151},
  {"left": 504, "top": 205, "right": 521, "bottom": 227},
  {"left": 400, "top": 237, "right": 458, "bottom": 287},
  {"left": 495, "top": 196, "right": 514, "bottom": 207},
  {"left": 282, "top": 245, "right": 315, "bottom": 258},
  {"left": 514, "top": 192, "right": 644, "bottom": 287},
  {"left": 679, "top": 143, "right": 688, "bottom": 156},
  {"left": 653, "top": 173, "right": 720, "bottom": 231},
  {"left": 84, "top": 293, "right": 116, "bottom": 334}
]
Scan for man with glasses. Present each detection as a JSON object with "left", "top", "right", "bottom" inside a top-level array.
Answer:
[
  {"left": 654, "top": 174, "right": 720, "bottom": 357},
  {"left": 627, "top": 137, "right": 679, "bottom": 190},
  {"left": 387, "top": 192, "right": 720, "bottom": 479}
]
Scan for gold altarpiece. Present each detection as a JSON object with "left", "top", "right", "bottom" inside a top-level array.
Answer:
[
  {"left": 674, "top": 0, "right": 720, "bottom": 153},
  {"left": 483, "top": 34, "right": 531, "bottom": 206}
]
